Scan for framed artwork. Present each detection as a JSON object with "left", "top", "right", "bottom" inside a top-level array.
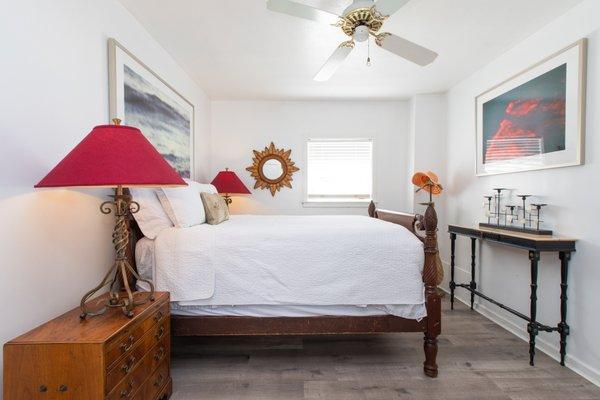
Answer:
[
  {"left": 476, "top": 39, "right": 586, "bottom": 176},
  {"left": 108, "top": 38, "right": 194, "bottom": 178}
]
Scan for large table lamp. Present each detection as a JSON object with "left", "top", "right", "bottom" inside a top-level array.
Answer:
[
  {"left": 210, "top": 168, "right": 251, "bottom": 205},
  {"left": 35, "top": 120, "right": 186, "bottom": 319}
]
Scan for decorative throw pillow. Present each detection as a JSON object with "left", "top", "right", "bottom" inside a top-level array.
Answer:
[
  {"left": 157, "top": 179, "right": 206, "bottom": 227},
  {"left": 200, "top": 192, "right": 229, "bottom": 225},
  {"left": 129, "top": 188, "right": 173, "bottom": 239}
]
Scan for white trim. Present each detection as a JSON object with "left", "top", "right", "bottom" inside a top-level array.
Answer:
[
  {"left": 302, "top": 201, "right": 373, "bottom": 208},
  {"left": 306, "top": 138, "right": 374, "bottom": 142},
  {"left": 441, "top": 260, "right": 600, "bottom": 387}
]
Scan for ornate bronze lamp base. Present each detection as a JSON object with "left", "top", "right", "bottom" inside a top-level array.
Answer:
[{"left": 80, "top": 186, "right": 155, "bottom": 319}]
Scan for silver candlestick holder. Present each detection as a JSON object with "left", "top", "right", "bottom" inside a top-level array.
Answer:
[{"left": 480, "top": 188, "right": 552, "bottom": 235}]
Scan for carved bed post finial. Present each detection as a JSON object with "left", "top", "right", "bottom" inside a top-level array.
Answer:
[
  {"left": 368, "top": 200, "right": 376, "bottom": 218},
  {"left": 422, "top": 202, "right": 441, "bottom": 377}
]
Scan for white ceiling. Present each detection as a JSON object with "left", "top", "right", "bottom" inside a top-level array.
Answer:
[{"left": 119, "top": 0, "right": 583, "bottom": 100}]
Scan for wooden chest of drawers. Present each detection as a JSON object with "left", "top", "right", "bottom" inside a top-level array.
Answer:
[{"left": 3, "top": 292, "right": 172, "bottom": 400}]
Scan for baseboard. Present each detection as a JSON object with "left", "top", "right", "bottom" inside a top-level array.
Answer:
[{"left": 439, "top": 259, "right": 600, "bottom": 387}]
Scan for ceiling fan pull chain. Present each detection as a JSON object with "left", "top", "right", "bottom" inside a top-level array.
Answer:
[{"left": 366, "top": 37, "right": 372, "bottom": 67}]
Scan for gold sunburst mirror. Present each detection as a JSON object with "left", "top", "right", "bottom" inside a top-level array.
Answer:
[{"left": 246, "top": 142, "right": 299, "bottom": 196}]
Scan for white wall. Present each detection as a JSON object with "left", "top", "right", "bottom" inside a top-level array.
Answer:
[
  {"left": 0, "top": 0, "right": 210, "bottom": 395},
  {"left": 210, "top": 101, "right": 411, "bottom": 215},
  {"left": 445, "top": 0, "right": 600, "bottom": 385},
  {"left": 408, "top": 94, "right": 447, "bottom": 230}
]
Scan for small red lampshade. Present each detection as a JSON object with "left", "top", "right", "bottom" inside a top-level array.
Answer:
[
  {"left": 211, "top": 169, "right": 251, "bottom": 195},
  {"left": 35, "top": 125, "right": 186, "bottom": 188}
]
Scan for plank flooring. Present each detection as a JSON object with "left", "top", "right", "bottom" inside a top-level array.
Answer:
[{"left": 170, "top": 298, "right": 600, "bottom": 399}]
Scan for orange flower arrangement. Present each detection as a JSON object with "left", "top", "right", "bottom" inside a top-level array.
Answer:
[
  {"left": 411, "top": 171, "right": 443, "bottom": 202},
  {"left": 412, "top": 171, "right": 444, "bottom": 285}
]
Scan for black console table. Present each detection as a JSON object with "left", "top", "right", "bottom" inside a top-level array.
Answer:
[{"left": 448, "top": 224, "right": 576, "bottom": 366}]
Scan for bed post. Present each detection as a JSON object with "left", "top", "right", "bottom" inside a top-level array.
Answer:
[
  {"left": 368, "top": 201, "right": 377, "bottom": 218},
  {"left": 422, "top": 202, "right": 441, "bottom": 377}
]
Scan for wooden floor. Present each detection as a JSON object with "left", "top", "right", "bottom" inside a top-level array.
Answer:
[{"left": 170, "top": 298, "right": 600, "bottom": 399}]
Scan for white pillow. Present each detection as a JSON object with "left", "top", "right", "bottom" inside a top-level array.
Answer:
[
  {"left": 197, "top": 183, "right": 218, "bottom": 195},
  {"left": 157, "top": 179, "right": 206, "bottom": 228},
  {"left": 129, "top": 188, "right": 173, "bottom": 239}
]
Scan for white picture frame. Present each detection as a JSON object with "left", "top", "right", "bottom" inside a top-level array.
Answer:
[
  {"left": 108, "top": 38, "right": 195, "bottom": 179},
  {"left": 475, "top": 39, "right": 586, "bottom": 176}
]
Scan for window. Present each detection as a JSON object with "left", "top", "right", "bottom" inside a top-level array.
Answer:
[{"left": 306, "top": 138, "right": 373, "bottom": 203}]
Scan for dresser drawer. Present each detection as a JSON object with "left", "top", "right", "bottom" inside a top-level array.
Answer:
[
  {"left": 105, "top": 301, "right": 169, "bottom": 369},
  {"left": 105, "top": 332, "right": 169, "bottom": 400},
  {"left": 132, "top": 361, "right": 170, "bottom": 400},
  {"left": 155, "top": 378, "right": 173, "bottom": 400},
  {"left": 106, "top": 331, "right": 170, "bottom": 393}
]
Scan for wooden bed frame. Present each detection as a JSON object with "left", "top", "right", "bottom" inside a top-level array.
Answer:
[{"left": 127, "top": 201, "right": 441, "bottom": 377}]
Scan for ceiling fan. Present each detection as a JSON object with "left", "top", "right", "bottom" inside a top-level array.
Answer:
[{"left": 266, "top": 0, "right": 438, "bottom": 81}]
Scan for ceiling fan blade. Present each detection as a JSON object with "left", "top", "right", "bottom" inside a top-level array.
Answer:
[
  {"left": 266, "top": 0, "right": 340, "bottom": 25},
  {"left": 372, "top": 0, "right": 410, "bottom": 18},
  {"left": 313, "top": 41, "right": 355, "bottom": 82},
  {"left": 374, "top": 33, "right": 437, "bottom": 66}
]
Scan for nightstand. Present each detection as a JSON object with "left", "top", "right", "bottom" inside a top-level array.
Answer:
[{"left": 3, "top": 292, "right": 171, "bottom": 400}]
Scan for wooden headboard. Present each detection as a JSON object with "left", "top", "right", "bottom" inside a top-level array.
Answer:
[{"left": 125, "top": 212, "right": 143, "bottom": 276}]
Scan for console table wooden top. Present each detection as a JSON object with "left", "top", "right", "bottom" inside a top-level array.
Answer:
[{"left": 448, "top": 224, "right": 576, "bottom": 252}]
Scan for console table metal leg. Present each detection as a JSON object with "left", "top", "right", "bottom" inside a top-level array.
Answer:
[
  {"left": 470, "top": 238, "right": 477, "bottom": 310},
  {"left": 528, "top": 251, "right": 540, "bottom": 366},
  {"left": 450, "top": 233, "right": 456, "bottom": 310},
  {"left": 559, "top": 251, "right": 571, "bottom": 366}
]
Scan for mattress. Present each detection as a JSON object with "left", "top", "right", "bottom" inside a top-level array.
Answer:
[
  {"left": 136, "top": 215, "right": 427, "bottom": 319},
  {"left": 170, "top": 303, "right": 426, "bottom": 318}
]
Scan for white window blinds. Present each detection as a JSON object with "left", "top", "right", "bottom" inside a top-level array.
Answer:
[{"left": 306, "top": 139, "right": 373, "bottom": 202}]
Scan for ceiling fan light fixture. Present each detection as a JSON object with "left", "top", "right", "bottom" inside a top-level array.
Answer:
[{"left": 353, "top": 25, "right": 370, "bottom": 42}]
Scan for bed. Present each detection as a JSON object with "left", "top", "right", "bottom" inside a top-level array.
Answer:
[{"left": 127, "top": 201, "right": 441, "bottom": 377}]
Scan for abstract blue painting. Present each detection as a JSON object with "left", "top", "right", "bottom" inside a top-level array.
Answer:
[{"left": 109, "top": 39, "right": 194, "bottom": 178}]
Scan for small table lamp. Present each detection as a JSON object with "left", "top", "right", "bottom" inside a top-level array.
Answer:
[
  {"left": 35, "top": 120, "right": 186, "bottom": 319},
  {"left": 210, "top": 168, "right": 251, "bottom": 205}
]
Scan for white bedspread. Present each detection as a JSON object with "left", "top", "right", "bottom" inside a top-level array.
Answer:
[{"left": 152, "top": 215, "right": 425, "bottom": 309}]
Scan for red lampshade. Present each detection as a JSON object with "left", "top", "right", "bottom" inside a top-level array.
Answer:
[
  {"left": 211, "top": 169, "right": 251, "bottom": 195},
  {"left": 35, "top": 125, "right": 186, "bottom": 188}
]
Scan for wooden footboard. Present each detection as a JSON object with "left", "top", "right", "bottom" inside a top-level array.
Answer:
[
  {"left": 369, "top": 201, "right": 442, "bottom": 377},
  {"left": 368, "top": 202, "right": 420, "bottom": 237},
  {"left": 127, "top": 199, "right": 441, "bottom": 378}
]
